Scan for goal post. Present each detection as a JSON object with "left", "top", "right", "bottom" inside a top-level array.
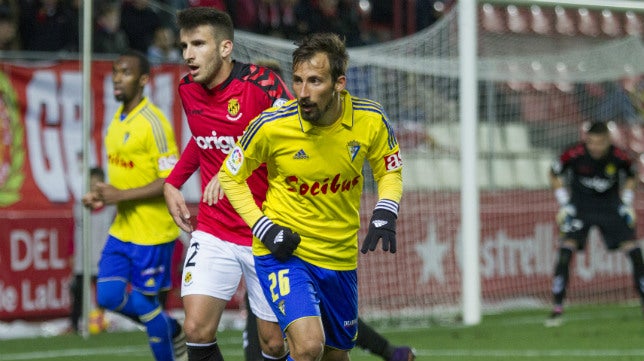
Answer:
[{"left": 233, "top": 0, "right": 644, "bottom": 325}]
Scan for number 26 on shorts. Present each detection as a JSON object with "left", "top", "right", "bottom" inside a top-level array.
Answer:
[{"left": 268, "top": 269, "right": 290, "bottom": 302}]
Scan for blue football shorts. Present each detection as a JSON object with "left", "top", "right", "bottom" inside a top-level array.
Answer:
[
  {"left": 254, "top": 255, "right": 358, "bottom": 351},
  {"left": 97, "top": 235, "right": 176, "bottom": 295}
]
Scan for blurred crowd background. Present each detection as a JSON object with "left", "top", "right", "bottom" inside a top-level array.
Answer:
[{"left": 0, "top": 0, "right": 455, "bottom": 60}]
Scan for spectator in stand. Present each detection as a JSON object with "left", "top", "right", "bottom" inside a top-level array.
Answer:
[
  {"left": 68, "top": 167, "right": 116, "bottom": 334},
  {"left": 93, "top": 1, "right": 129, "bottom": 55},
  {"left": 576, "top": 81, "right": 641, "bottom": 125},
  {"left": 0, "top": 3, "right": 20, "bottom": 51},
  {"left": 226, "top": 0, "right": 258, "bottom": 32},
  {"left": 148, "top": 26, "right": 181, "bottom": 64},
  {"left": 120, "top": 0, "right": 161, "bottom": 53},
  {"left": 18, "top": 0, "right": 78, "bottom": 52},
  {"left": 186, "top": 0, "right": 227, "bottom": 10},
  {"left": 295, "top": 0, "right": 365, "bottom": 47},
  {"left": 256, "top": 0, "right": 298, "bottom": 39}
]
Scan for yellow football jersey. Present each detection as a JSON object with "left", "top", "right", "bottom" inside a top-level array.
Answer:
[
  {"left": 104, "top": 97, "right": 180, "bottom": 245},
  {"left": 223, "top": 90, "right": 403, "bottom": 270}
]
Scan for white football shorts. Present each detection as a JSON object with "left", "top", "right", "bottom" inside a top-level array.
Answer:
[{"left": 180, "top": 230, "right": 277, "bottom": 322}]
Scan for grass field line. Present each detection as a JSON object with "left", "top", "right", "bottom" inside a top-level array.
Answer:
[
  {"left": 4, "top": 347, "right": 644, "bottom": 360},
  {"left": 0, "top": 345, "right": 150, "bottom": 360},
  {"left": 419, "top": 349, "right": 644, "bottom": 357}
]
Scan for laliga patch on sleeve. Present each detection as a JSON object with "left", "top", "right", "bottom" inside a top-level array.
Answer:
[
  {"left": 158, "top": 154, "right": 178, "bottom": 171},
  {"left": 226, "top": 146, "right": 245, "bottom": 175},
  {"left": 273, "top": 98, "right": 288, "bottom": 108},
  {"left": 384, "top": 151, "right": 402, "bottom": 171}
]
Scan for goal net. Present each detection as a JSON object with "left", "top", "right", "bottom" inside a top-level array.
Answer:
[{"left": 233, "top": 3, "right": 644, "bottom": 321}]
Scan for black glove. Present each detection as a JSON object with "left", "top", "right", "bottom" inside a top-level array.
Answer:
[
  {"left": 252, "top": 216, "right": 301, "bottom": 261},
  {"left": 361, "top": 202, "right": 398, "bottom": 254}
]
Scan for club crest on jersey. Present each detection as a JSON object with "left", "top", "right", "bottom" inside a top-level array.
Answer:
[
  {"left": 605, "top": 163, "right": 616, "bottom": 176},
  {"left": 226, "top": 146, "right": 244, "bottom": 175},
  {"left": 227, "top": 98, "right": 242, "bottom": 121},
  {"left": 347, "top": 141, "right": 360, "bottom": 161}
]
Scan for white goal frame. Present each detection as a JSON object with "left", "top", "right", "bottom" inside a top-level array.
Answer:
[{"left": 460, "top": 0, "right": 644, "bottom": 325}]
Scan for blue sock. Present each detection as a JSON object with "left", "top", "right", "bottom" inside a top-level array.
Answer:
[{"left": 129, "top": 290, "right": 174, "bottom": 361}]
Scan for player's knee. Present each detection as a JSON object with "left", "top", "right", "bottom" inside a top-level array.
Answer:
[
  {"left": 261, "top": 337, "right": 287, "bottom": 358},
  {"left": 96, "top": 281, "right": 127, "bottom": 311},
  {"left": 290, "top": 340, "right": 324, "bottom": 361},
  {"left": 183, "top": 316, "right": 217, "bottom": 343}
]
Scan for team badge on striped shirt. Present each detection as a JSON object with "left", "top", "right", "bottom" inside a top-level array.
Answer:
[{"left": 347, "top": 141, "right": 360, "bottom": 161}]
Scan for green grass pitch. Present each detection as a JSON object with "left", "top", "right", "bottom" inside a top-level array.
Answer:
[{"left": 1, "top": 303, "right": 642, "bottom": 361}]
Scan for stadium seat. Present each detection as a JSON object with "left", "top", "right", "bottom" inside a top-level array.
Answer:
[
  {"left": 477, "top": 159, "right": 491, "bottom": 189},
  {"left": 403, "top": 155, "right": 440, "bottom": 190},
  {"left": 530, "top": 5, "right": 551, "bottom": 35},
  {"left": 600, "top": 9, "right": 622, "bottom": 37},
  {"left": 479, "top": 123, "right": 506, "bottom": 154},
  {"left": 504, "top": 122, "right": 532, "bottom": 154},
  {"left": 536, "top": 156, "right": 554, "bottom": 187},
  {"left": 490, "top": 158, "right": 517, "bottom": 189},
  {"left": 481, "top": 3, "right": 505, "bottom": 33},
  {"left": 506, "top": 5, "right": 529, "bottom": 33},
  {"left": 625, "top": 11, "right": 643, "bottom": 36},
  {"left": 430, "top": 122, "right": 458, "bottom": 149},
  {"left": 436, "top": 157, "right": 461, "bottom": 189},
  {"left": 554, "top": 6, "right": 576, "bottom": 36},
  {"left": 514, "top": 157, "right": 543, "bottom": 189},
  {"left": 578, "top": 8, "right": 600, "bottom": 37}
]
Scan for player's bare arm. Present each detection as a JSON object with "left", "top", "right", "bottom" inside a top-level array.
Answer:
[
  {"left": 163, "top": 182, "right": 194, "bottom": 233},
  {"left": 96, "top": 178, "right": 166, "bottom": 204}
]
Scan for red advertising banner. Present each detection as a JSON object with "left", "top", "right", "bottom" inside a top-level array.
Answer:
[{"left": 0, "top": 60, "right": 194, "bottom": 320}]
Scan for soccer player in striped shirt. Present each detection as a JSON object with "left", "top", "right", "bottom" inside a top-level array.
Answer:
[
  {"left": 162, "top": 7, "right": 292, "bottom": 361},
  {"left": 82, "top": 50, "right": 186, "bottom": 361},
  {"left": 219, "top": 33, "right": 404, "bottom": 361}
]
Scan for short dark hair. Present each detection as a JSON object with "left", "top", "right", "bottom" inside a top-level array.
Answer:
[
  {"left": 587, "top": 121, "right": 609, "bottom": 135},
  {"left": 90, "top": 167, "right": 105, "bottom": 180},
  {"left": 292, "top": 33, "right": 348, "bottom": 81},
  {"left": 176, "top": 7, "right": 234, "bottom": 42},
  {"left": 119, "top": 49, "right": 150, "bottom": 76}
]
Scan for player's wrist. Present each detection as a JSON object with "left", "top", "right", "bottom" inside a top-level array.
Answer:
[
  {"left": 554, "top": 188, "right": 569, "bottom": 206},
  {"left": 374, "top": 199, "right": 399, "bottom": 218},
  {"left": 251, "top": 216, "right": 273, "bottom": 241}
]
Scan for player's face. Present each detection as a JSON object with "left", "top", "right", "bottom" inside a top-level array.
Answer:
[
  {"left": 112, "top": 55, "right": 144, "bottom": 103},
  {"left": 292, "top": 52, "right": 345, "bottom": 126},
  {"left": 586, "top": 132, "right": 611, "bottom": 159},
  {"left": 180, "top": 25, "right": 227, "bottom": 88}
]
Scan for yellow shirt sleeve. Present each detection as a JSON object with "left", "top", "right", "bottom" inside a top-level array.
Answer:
[
  {"left": 377, "top": 170, "right": 403, "bottom": 204},
  {"left": 218, "top": 167, "right": 264, "bottom": 228}
]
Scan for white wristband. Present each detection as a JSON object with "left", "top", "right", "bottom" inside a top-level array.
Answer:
[
  {"left": 622, "top": 189, "right": 634, "bottom": 206},
  {"left": 554, "top": 188, "right": 569, "bottom": 206}
]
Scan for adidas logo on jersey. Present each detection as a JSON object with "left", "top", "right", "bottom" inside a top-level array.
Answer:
[{"left": 293, "top": 149, "right": 309, "bottom": 159}]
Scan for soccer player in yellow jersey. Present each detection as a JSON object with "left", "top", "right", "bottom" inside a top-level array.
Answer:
[
  {"left": 82, "top": 50, "right": 186, "bottom": 361},
  {"left": 219, "top": 33, "right": 403, "bottom": 361}
]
